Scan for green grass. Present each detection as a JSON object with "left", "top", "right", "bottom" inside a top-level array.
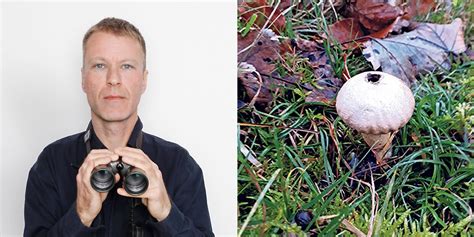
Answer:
[{"left": 238, "top": 0, "right": 473, "bottom": 236}]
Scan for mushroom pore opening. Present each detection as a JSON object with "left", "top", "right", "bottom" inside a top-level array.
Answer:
[{"left": 367, "top": 73, "right": 381, "bottom": 83}]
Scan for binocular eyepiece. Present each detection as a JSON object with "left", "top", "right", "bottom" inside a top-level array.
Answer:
[{"left": 90, "top": 158, "right": 148, "bottom": 195}]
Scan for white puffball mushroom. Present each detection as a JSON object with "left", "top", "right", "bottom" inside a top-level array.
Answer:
[{"left": 336, "top": 71, "right": 415, "bottom": 161}]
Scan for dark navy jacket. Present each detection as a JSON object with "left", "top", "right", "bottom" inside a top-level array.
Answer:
[{"left": 24, "top": 119, "right": 214, "bottom": 236}]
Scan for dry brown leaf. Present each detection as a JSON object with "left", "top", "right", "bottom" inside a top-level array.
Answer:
[
  {"left": 328, "top": 18, "right": 365, "bottom": 45},
  {"left": 369, "top": 16, "right": 409, "bottom": 38},
  {"left": 363, "top": 18, "right": 466, "bottom": 85},
  {"left": 354, "top": 0, "right": 398, "bottom": 9},
  {"left": 277, "top": 0, "right": 293, "bottom": 11},
  {"left": 357, "top": 3, "right": 403, "bottom": 32},
  {"left": 405, "top": 0, "right": 436, "bottom": 19},
  {"left": 333, "top": 0, "right": 406, "bottom": 44},
  {"left": 238, "top": 62, "right": 273, "bottom": 106},
  {"left": 342, "top": 0, "right": 403, "bottom": 32},
  {"left": 238, "top": 30, "right": 280, "bottom": 75},
  {"left": 291, "top": 39, "right": 342, "bottom": 103}
]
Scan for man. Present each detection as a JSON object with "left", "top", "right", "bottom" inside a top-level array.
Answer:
[{"left": 24, "top": 17, "right": 214, "bottom": 236}]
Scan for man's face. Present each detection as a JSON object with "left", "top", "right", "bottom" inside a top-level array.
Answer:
[{"left": 82, "top": 31, "right": 148, "bottom": 123}]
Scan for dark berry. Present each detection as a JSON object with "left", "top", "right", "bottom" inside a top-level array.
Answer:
[{"left": 294, "top": 210, "right": 313, "bottom": 230}]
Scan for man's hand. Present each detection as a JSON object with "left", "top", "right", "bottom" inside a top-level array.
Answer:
[
  {"left": 114, "top": 147, "right": 172, "bottom": 221},
  {"left": 76, "top": 149, "right": 119, "bottom": 227}
]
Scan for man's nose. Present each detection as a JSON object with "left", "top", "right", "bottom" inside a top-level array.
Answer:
[{"left": 106, "top": 67, "right": 122, "bottom": 86}]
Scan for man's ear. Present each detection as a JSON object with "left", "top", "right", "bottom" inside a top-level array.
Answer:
[
  {"left": 142, "top": 70, "right": 148, "bottom": 94},
  {"left": 81, "top": 67, "right": 86, "bottom": 93}
]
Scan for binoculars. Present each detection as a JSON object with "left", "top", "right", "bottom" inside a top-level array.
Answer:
[{"left": 90, "top": 158, "right": 148, "bottom": 195}]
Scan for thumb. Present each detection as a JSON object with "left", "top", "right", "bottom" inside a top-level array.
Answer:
[{"left": 117, "top": 188, "right": 131, "bottom": 197}]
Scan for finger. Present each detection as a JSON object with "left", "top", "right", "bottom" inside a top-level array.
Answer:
[
  {"left": 80, "top": 155, "right": 115, "bottom": 176},
  {"left": 115, "top": 149, "right": 151, "bottom": 170},
  {"left": 115, "top": 147, "right": 149, "bottom": 162},
  {"left": 120, "top": 155, "right": 149, "bottom": 172},
  {"left": 87, "top": 149, "right": 115, "bottom": 158},
  {"left": 141, "top": 198, "right": 148, "bottom": 207},
  {"left": 114, "top": 173, "right": 120, "bottom": 183},
  {"left": 86, "top": 153, "right": 119, "bottom": 167},
  {"left": 85, "top": 150, "right": 118, "bottom": 164},
  {"left": 89, "top": 153, "right": 120, "bottom": 162},
  {"left": 117, "top": 187, "right": 147, "bottom": 198},
  {"left": 115, "top": 147, "right": 144, "bottom": 155}
]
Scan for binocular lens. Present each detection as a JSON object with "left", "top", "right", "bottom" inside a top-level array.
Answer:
[
  {"left": 90, "top": 161, "right": 148, "bottom": 195},
  {"left": 124, "top": 172, "right": 148, "bottom": 195},
  {"left": 90, "top": 169, "right": 115, "bottom": 192}
]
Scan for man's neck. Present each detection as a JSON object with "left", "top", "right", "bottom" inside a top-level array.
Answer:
[{"left": 91, "top": 114, "right": 138, "bottom": 150}]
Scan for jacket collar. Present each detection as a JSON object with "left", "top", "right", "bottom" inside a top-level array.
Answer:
[{"left": 85, "top": 117, "right": 143, "bottom": 150}]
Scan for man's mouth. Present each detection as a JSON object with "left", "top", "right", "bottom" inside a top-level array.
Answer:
[{"left": 104, "top": 95, "right": 125, "bottom": 100}]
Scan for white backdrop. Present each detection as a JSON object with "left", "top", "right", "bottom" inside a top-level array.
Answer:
[{"left": 1, "top": 1, "right": 236, "bottom": 236}]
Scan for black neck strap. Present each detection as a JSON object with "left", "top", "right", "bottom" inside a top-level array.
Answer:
[{"left": 82, "top": 123, "right": 146, "bottom": 233}]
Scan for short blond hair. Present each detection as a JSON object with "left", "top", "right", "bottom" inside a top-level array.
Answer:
[{"left": 82, "top": 17, "right": 146, "bottom": 68}]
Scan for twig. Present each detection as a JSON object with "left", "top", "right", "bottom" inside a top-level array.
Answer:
[
  {"left": 341, "top": 219, "right": 367, "bottom": 237},
  {"left": 367, "top": 166, "right": 378, "bottom": 237},
  {"left": 310, "top": 214, "right": 367, "bottom": 237},
  {"left": 248, "top": 70, "right": 264, "bottom": 108},
  {"left": 327, "top": 0, "right": 339, "bottom": 21},
  {"left": 349, "top": 168, "right": 379, "bottom": 237}
]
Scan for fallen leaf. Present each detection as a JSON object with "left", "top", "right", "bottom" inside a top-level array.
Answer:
[
  {"left": 342, "top": 0, "right": 403, "bottom": 33},
  {"left": 289, "top": 38, "right": 322, "bottom": 52},
  {"left": 238, "top": 28, "right": 343, "bottom": 107},
  {"left": 327, "top": 14, "right": 408, "bottom": 49},
  {"left": 277, "top": 0, "right": 293, "bottom": 11},
  {"left": 356, "top": 3, "right": 403, "bottom": 32},
  {"left": 238, "top": 62, "right": 273, "bottom": 106},
  {"left": 239, "top": 0, "right": 286, "bottom": 32},
  {"left": 405, "top": 0, "right": 436, "bottom": 19},
  {"left": 355, "top": 0, "right": 398, "bottom": 9},
  {"left": 328, "top": 18, "right": 365, "bottom": 45},
  {"left": 363, "top": 18, "right": 466, "bottom": 85},
  {"left": 368, "top": 16, "right": 409, "bottom": 38},
  {"left": 290, "top": 39, "right": 342, "bottom": 103},
  {"left": 238, "top": 29, "right": 280, "bottom": 75},
  {"left": 330, "top": 0, "right": 406, "bottom": 46}
]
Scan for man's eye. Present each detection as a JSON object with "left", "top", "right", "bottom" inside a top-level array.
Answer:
[
  {"left": 94, "top": 64, "right": 105, "bottom": 69},
  {"left": 122, "top": 64, "right": 134, "bottom": 70}
]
